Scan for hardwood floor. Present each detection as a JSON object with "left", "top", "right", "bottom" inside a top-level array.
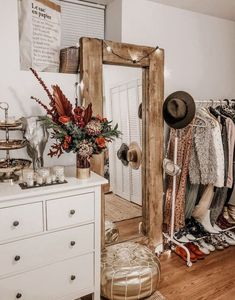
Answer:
[
  {"left": 114, "top": 216, "right": 143, "bottom": 243},
  {"left": 82, "top": 245, "right": 235, "bottom": 300},
  {"left": 159, "top": 246, "right": 235, "bottom": 300}
]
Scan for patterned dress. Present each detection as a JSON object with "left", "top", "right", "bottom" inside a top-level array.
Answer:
[{"left": 164, "top": 126, "right": 193, "bottom": 232}]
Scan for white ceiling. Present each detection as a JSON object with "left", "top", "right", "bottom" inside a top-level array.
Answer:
[
  {"left": 145, "top": 0, "right": 235, "bottom": 21},
  {"left": 83, "top": 0, "right": 235, "bottom": 21}
]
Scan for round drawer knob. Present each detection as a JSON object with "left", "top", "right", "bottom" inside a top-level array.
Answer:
[
  {"left": 15, "top": 255, "right": 21, "bottom": 262},
  {"left": 13, "top": 221, "right": 19, "bottom": 227},
  {"left": 70, "top": 209, "right": 76, "bottom": 215},
  {"left": 70, "top": 241, "right": 76, "bottom": 246},
  {"left": 71, "top": 275, "right": 76, "bottom": 281},
  {"left": 16, "top": 293, "right": 22, "bottom": 299}
]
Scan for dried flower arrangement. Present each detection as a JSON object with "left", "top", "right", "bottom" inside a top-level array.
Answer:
[{"left": 30, "top": 68, "right": 121, "bottom": 168}]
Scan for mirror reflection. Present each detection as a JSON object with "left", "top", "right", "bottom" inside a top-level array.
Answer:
[{"left": 103, "top": 65, "right": 143, "bottom": 245}]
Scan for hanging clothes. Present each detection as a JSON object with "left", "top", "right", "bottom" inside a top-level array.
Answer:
[
  {"left": 164, "top": 126, "right": 193, "bottom": 231},
  {"left": 189, "top": 108, "right": 224, "bottom": 186},
  {"left": 225, "top": 118, "right": 235, "bottom": 188},
  {"left": 209, "top": 107, "right": 228, "bottom": 186},
  {"left": 184, "top": 181, "right": 200, "bottom": 219},
  {"left": 192, "top": 184, "right": 214, "bottom": 220}
]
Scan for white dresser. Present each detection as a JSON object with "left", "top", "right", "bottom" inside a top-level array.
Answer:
[{"left": 0, "top": 172, "right": 106, "bottom": 300}]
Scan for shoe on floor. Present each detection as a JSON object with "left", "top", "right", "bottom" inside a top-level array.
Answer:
[
  {"left": 221, "top": 233, "right": 235, "bottom": 245},
  {"left": 216, "top": 215, "right": 234, "bottom": 230},
  {"left": 201, "top": 238, "right": 215, "bottom": 252},
  {"left": 225, "top": 230, "right": 235, "bottom": 240},
  {"left": 186, "top": 218, "right": 209, "bottom": 239},
  {"left": 185, "top": 242, "right": 206, "bottom": 259},
  {"left": 207, "top": 235, "right": 224, "bottom": 251},
  {"left": 174, "top": 228, "right": 189, "bottom": 243},
  {"left": 195, "top": 210, "right": 219, "bottom": 234},
  {"left": 174, "top": 245, "right": 197, "bottom": 263},
  {"left": 186, "top": 233, "right": 197, "bottom": 241},
  {"left": 215, "top": 234, "right": 230, "bottom": 248},
  {"left": 194, "top": 240, "right": 210, "bottom": 255}
]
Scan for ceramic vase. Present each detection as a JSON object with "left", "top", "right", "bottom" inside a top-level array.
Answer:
[{"left": 76, "top": 154, "right": 90, "bottom": 179}]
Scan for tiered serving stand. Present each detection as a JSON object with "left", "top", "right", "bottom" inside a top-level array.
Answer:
[{"left": 0, "top": 102, "right": 31, "bottom": 182}]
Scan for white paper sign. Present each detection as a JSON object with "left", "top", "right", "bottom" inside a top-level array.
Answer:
[{"left": 18, "top": 0, "right": 61, "bottom": 72}]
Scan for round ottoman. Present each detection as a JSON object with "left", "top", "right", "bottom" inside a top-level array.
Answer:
[{"left": 101, "top": 242, "right": 161, "bottom": 300}]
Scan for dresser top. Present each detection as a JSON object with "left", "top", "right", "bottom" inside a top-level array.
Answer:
[{"left": 0, "top": 170, "right": 107, "bottom": 202}]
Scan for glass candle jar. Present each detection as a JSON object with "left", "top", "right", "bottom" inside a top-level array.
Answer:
[
  {"left": 52, "top": 166, "right": 64, "bottom": 179},
  {"left": 37, "top": 168, "right": 50, "bottom": 183}
]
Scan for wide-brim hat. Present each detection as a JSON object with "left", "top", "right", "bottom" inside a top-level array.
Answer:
[
  {"left": 127, "top": 142, "right": 142, "bottom": 170},
  {"left": 163, "top": 91, "right": 196, "bottom": 129}
]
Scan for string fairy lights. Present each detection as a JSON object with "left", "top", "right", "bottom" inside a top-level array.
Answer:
[{"left": 102, "top": 40, "right": 160, "bottom": 64}]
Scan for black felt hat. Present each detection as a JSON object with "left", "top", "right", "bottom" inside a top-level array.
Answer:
[
  {"left": 163, "top": 91, "right": 196, "bottom": 129},
  {"left": 117, "top": 143, "right": 129, "bottom": 166}
]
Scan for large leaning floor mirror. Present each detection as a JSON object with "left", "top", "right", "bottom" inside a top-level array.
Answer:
[
  {"left": 80, "top": 37, "right": 164, "bottom": 249},
  {"left": 103, "top": 65, "right": 143, "bottom": 244}
]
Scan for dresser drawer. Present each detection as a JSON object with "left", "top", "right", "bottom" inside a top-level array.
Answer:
[
  {"left": 46, "top": 193, "right": 95, "bottom": 230},
  {"left": 0, "top": 253, "right": 94, "bottom": 300},
  {"left": 0, "top": 223, "right": 94, "bottom": 278},
  {"left": 0, "top": 202, "right": 43, "bottom": 242}
]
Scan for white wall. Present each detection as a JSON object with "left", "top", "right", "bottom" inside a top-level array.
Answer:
[
  {"left": 107, "top": 0, "right": 235, "bottom": 100},
  {"left": 0, "top": 0, "right": 77, "bottom": 166},
  {"left": 105, "top": 0, "right": 122, "bottom": 41}
]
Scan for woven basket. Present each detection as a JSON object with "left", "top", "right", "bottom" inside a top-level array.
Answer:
[{"left": 59, "top": 46, "right": 79, "bottom": 74}]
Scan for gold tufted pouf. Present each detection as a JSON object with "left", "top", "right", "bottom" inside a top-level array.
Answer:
[{"left": 101, "top": 242, "right": 161, "bottom": 300}]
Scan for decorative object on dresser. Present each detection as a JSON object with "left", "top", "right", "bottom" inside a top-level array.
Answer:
[
  {"left": 0, "top": 172, "right": 106, "bottom": 300},
  {"left": 0, "top": 102, "right": 31, "bottom": 182},
  {"left": 101, "top": 241, "right": 161, "bottom": 300},
  {"left": 19, "top": 166, "right": 67, "bottom": 189},
  {"left": 21, "top": 116, "right": 49, "bottom": 171},
  {"left": 30, "top": 68, "right": 121, "bottom": 179}
]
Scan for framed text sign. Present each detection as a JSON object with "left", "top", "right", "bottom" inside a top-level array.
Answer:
[{"left": 18, "top": 0, "right": 61, "bottom": 72}]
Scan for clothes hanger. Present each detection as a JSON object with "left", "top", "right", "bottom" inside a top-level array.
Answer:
[{"left": 223, "top": 99, "right": 230, "bottom": 107}]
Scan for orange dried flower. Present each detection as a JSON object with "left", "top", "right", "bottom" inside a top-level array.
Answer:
[
  {"left": 96, "top": 137, "right": 106, "bottom": 149},
  {"left": 64, "top": 135, "right": 72, "bottom": 143},
  {"left": 59, "top": 116, "right": 70, "bottom": 124}
]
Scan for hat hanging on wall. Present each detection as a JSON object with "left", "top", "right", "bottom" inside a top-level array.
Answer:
[
  {"left": 163, "top": 91, "right": 196, "bottom": 129},
  {"left": 127, "top": 142, "right": 142, "bottom": 170},
  {"left": 117, "top": 143, "right": 129, "bottom": 166}
]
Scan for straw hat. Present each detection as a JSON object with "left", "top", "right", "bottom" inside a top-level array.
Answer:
[{"left": 127, "top": 142, "right": 142, "bottom": 170}]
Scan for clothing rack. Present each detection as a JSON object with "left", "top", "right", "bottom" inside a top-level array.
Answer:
[
  {"left": 194, "top": 99, "right": 235, "bottom": 106},
  {"left": 163, "top": 98, "right": 235, "bottom": 267}
]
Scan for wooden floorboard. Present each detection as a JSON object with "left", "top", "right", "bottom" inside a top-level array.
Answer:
[
  {"left": 159, "top": 246, "right": 235, "bottom": 300},
  {"left": 114, "top": 216, "right": 143, "bottom": 243}
]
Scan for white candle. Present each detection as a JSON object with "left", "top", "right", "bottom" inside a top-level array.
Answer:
[
  {"left": 46, "top": 176, "right": 52, "bottom": 185},
  {"left": 51, "top": 174, "right": 56, "bottom": 182},
  {"left": 27, "top": 178, "right": 34, "bottom": 187},
  {"left": 36, "top": 175, "right": 43, "bottom": 185},
  {"left": 58, "top": 175, "right": 65, "bottom": 183}
]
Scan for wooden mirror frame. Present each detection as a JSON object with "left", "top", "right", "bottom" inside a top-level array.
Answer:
[{"left": 80, "top": 37, "right": 164, "bottom": 249}]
